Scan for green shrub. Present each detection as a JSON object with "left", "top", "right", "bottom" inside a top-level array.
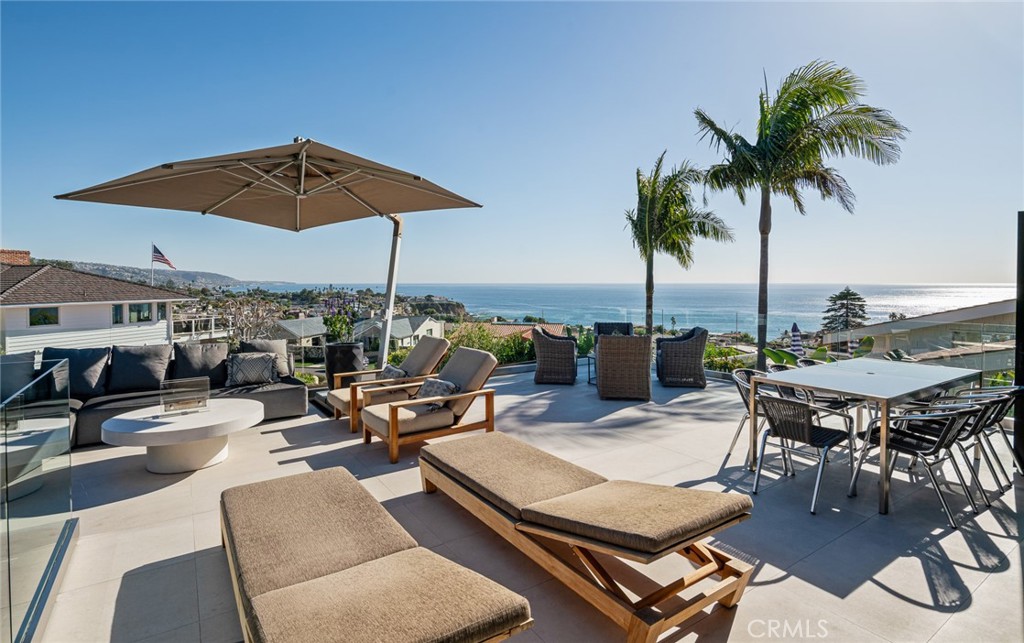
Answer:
[
  {"left": 494, "top": 334, "right": 535, "bottom": 364},
  {"left": 293, "top": 372, "right": 319, "bottom": 386},
  {"left": 704, "top": 345, "right": 746, "bottom": 372},
  {"left": 387, "top": 346, "right": 413, "bottom": 367},
  {"left": 566, "top": 325, "right": 595, "bottom": 357}
]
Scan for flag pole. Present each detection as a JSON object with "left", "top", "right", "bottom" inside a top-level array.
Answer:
[{"left": 150, "top": 242, "right": 154, "bottom": 286}]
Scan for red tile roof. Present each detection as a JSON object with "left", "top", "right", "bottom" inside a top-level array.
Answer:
[{"left": 477, "top": 323, "right": 566, "bottom": 340}]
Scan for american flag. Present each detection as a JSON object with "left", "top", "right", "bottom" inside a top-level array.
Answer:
[{"left": 151, "top": 244, "right": 176, "bottom": 270}]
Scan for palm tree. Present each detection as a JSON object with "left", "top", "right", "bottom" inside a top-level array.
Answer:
[
  {"left": 695, "top": 60, "right": 908, "bottom": 370},
  {"left": 626, "top": 151, "right": 734, "bottom": 335}
]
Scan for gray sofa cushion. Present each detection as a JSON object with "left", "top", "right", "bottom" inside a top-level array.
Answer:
[
  {"left": 108, "top": 345, "right": 173, "bottom": 394},
  {"left": 240, "top": 340, "right": 291, "bottom": 378},
  {"left": 41, "top": 347, "right": 110, "bottom": 400},
  {"left": 212, "top": 377, "right": 308, "bottom": 421},
  {"left": 1, "top": 352, "right": 37, "bottom": 403},
  {"left": 75, "top": 390, "right": 164, "bottom": 447},
  {"left": 173, "top": 342, "right": 228, "bottom": 388}
]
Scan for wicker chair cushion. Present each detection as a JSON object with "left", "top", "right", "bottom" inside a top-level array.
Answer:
[
  {"left": 521, "top": 480, "right": 753, "bottom": 554},
  {"left": 361, "top": 402, "right": 456, "bottom": 436},
  {"left": 250, "top": 547, "right": 531, "bottom": 643},
  {"left": 399, "top": 335, "right": 451, "bottom": 376},
  {"left": 221, "top": 469, "right": 417, "bottom": 603},
  {"left": 420, "top": 433, "right": 607, "bottom": 520},
  {"left": 436, "top": 348, "right": 497, "bottom": 417}
]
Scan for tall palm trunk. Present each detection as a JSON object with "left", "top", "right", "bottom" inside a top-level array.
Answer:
[
  {"left": 756, "top": 187, "right": 772, "bottom": 370},
  {"left": 645, "top": 253, "right": 655, "bottom": 334}
]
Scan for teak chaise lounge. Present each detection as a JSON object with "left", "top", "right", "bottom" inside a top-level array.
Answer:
[
  {"left": 419, "top": 432, "right": 754, "bottom": 643},
  {"left": 362, "top": 347, "right": 498, "bottom": 463},
  {"left": 221, "top": 467, "right": 533, "bottom": 643},
  {"left": 327, "top": 335, "right": 451, "bottom": 433}
]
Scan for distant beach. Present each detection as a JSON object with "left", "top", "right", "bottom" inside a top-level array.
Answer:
[{"left": 242, "top": 283, "right": 1014, "bottom": 337}]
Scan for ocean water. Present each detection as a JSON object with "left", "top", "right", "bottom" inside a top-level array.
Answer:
[{"left": 245, "top": 282, "right": 1015, "bottom": 337}]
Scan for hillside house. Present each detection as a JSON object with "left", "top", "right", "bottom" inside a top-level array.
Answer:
[
  {"left": 353, "top": 315, "right": 444, "bottom": 350},
  {"left": 0, "top": 259, "right": 191, "bottom": 354}
]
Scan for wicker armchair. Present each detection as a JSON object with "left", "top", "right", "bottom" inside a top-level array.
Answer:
[
  {"left": 532, "top": 327, "right": 578, "bottom": 385},
  {"left": 596, "top": 335, "right": 651, "bottom": 401},
  {"left": 656, "top": 327, "right": 708, "bottom": 388},
  {"left": 593, "top": 322, "right": 634, "bottom": 346}
]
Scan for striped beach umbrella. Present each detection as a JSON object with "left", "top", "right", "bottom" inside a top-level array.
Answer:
[{"left": 790, "top": 323, "right": 805, "bottom": 356}]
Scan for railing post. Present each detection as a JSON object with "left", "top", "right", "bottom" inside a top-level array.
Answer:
[{"left": 1015, "top": 211, "right": 1023, "bottom": 467}]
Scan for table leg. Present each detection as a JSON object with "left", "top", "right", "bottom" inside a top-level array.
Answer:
[
  {"left": 878, "top": 400, "right": 890, "bottom": 514},
  {"left": 748, "top": 379, "right": 759, "bottom": 471},
  {"left": 147, "top": 436, "right": 230, "bottom": 474}
]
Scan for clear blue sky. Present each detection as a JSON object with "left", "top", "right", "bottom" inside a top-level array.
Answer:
[{"left": 2, "top": 1, "right": 1021, "bottom": 285}]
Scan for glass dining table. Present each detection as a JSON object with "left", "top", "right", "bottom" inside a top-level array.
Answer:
[{"left": 749, "top": 359, "right": 981, "bottom": 514}]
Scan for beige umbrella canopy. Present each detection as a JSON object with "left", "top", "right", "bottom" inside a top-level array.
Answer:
[
  {"left": 55, "top": 137, "right": 479, "bottom": 231},
  {"left": 55, "top": 137, "right": 480, "bottom": 363}
]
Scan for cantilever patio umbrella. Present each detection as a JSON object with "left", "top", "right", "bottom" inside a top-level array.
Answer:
[{"left": 55, "top": 137, "right": 480, "bottom": 364}]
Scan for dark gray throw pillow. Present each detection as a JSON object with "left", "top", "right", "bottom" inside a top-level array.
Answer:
[
  {"left": 1, "top": 352, "right": 37, "bottom": 403},
  {"left": 226, "top": 353, "right": 278, "bottom": 386},
  {"left": 240, "top": 339, "right": 290, "bottom": 378},
  {"left": 174, "top": 342, "right": 229, "bottom": 388},
  {"left": 108, "top": 345, "right": 173, "bottom": 393},
  {"left": 41, "top": 347, "right": 110, "bottom": 399}
]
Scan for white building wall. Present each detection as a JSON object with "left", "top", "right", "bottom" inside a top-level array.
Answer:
[{"left": 1, "top": 303, "right": 170, "bottom": 354}]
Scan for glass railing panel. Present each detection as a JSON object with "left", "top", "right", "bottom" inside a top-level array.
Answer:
[{"left": 1, "top": 358, "right": 73, "bottom": 642}]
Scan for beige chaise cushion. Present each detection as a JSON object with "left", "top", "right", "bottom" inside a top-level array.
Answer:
[
  {"left": 221, "top": 469, "right": 417, "bottom": 605},
  {"left": 435, "top": 347, "right": 498, "bottom": 417},
  {"left": 420, "top": 432, "right": 607, "bottom": 519},
  {"left": 251, "top": 547, "right": 531, "bottom": 643},
  {"left": 521, "top": 480, "right": 753, "bottom": 554},
  {"left": 326, "top": 385, "right": 411, "bottom": 413},
  {"left": 399, "top": 335, "right": 451, "bottom": 376},
  {"left": 362, "top": 403, "right": 456, "bottom": 436}
]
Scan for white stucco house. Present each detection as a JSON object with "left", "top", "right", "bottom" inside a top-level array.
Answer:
[
  {"left": 0, "top": 262, "right": 192, "bottom": 355},
  {"left": 353, "top": 315, "right": 444, "bottom": 349}
]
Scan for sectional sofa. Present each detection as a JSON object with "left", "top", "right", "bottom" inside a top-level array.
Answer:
[{"left": 6, "top": 340, "right": 308, "bottom": 449}]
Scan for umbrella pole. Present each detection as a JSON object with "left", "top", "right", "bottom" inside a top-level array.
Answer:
[{"left": 379, "top": 215, "right": 403, "bottom": 367}]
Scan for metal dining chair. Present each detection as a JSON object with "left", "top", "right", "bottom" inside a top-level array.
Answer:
[
  {"left": 728, "top": 368, "right": 769, "bottom": 458},
  {"left": 753, "top": 396, "right": 856, "bottom": 514},
  {"left": 953, "top": 387, "right": 1022, "bottom": 490},
  {"left": 848, "top": 406, "right": 978, "bottom": 529}
]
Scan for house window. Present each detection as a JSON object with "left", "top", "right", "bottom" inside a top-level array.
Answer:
[
  {"left": 28, "top": 307, "right": 59, "bottom": 326},
  {"left": 112, "top": 304, "right": 124, "bottom": 325},
  {"left": 128, "top": 303, "right": 152, "bottom": 323},
  {"left": 426, "top": 328, "right": 433, "bottom": 336},
  {"left": 157, "top": 303, "right": 167, "bottom": 321}
]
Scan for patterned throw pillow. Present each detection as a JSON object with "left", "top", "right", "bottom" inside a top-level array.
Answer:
[
  {"left": 226, "top": 353, "right": 278, "bottom": 387},
  {"left": 376, "top": 364, "right": 408, "bottom": 381},
  {"left": 414, "top": 378, "right": 460, "bottom": 411}
]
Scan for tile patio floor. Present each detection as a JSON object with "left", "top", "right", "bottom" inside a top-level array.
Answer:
[{"left": 41, "top": 369, "right": 1023, "bottom": 642}]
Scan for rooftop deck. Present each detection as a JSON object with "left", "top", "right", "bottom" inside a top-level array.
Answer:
[{"left": 43, "top": 371, "right": 1022, "bottom": 642}]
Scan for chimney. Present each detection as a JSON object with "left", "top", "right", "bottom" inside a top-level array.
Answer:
[{"left": 0, "top": 249, "right": 32, "bottom": 266}]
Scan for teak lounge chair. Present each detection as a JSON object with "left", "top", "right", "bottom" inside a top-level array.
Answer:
[
  {"left": 327, "top": 335, "right": 450, "bottom": 433},
  {"left": 361, "top": 347, "right": 498, "bottom": 463},
  {"left": 419, "top": 432, "right": 754, "bottom": 643}
]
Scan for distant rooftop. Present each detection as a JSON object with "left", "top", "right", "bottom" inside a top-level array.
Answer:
[{"left": 0, "top": 263, "right": 190, "bottom": 306}]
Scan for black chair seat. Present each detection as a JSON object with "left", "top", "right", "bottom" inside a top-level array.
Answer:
[{"left": 778, "top": 425, "right": 848, "bottom": 449}]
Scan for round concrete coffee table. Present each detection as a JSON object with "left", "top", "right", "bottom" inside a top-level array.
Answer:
[{"left": 101, "top": 399, "right": 264, "bottom": 474}]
